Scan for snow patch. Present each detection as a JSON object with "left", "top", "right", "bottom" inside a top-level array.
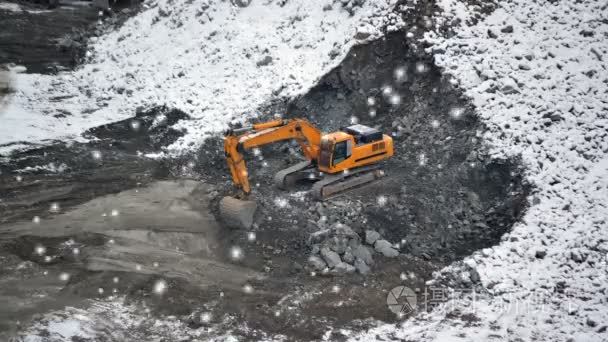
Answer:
[
  {"left": 354, "top": 0, "right": 608, "bottom": 341},
  {"left": 1, "top": 0, "right": 398, "bottom": 154}
]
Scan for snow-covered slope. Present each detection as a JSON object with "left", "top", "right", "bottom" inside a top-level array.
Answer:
[
  {"left": 0, "top": 0, "right": 400, "bottom": 154},
  {"left": 354, "top": 0, "right": 608, "bottom": 341}
]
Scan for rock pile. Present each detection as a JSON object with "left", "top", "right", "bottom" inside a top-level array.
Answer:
[{"left": 307, "top": 222, "right": 400, "bottom": 275}]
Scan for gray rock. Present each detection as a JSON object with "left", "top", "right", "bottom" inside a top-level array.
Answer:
[
  {"left": 469, "top": 268, "right": 481, "bottom": 283},
  {"left": 365, "top": 230, "right": 380, "bottom": 245},
  {"left": 570, "top": 251, "right": 584, "bottom": 263},
  {"left": 354, "top": 258, "right": 370, "bottom": 275},
  {"left": 308, "top": 255, "right": 327, "bottom": 271},
  {"left": 343, "top": 247, "right": 354, "bottom": 263},
  {"left": 256, "top": 55, "right": 273, "bottom": 67},
  {"left": 501, "top": 25, "right": 514, "bottom": 33},
  {"left": 535, "top": 250, "right": 547, "bottom": 259},
  {"left": 333, "top": 262, "right": 356, "bottom": 274},
  {"left": 329, "top": 236, "right": 349, "bottom": 254},
  {"left": 321, "top": 247, "right": 341, "bottom": 268},
  {"left": 352, "top": 245, "right": 374, "bottom": 265},
  {"left": 332, "top": 222, "right": 358, "bottom": 239},
  {"left": 374, "top": 239, "right": 399, "bottom": 258}
]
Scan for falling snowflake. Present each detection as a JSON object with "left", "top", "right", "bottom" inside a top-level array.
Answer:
[
  {"left": 449, "top": 107, "right": 464, "bottom": 119},
  {"left": 273, "top": 197, "right": 289, "bottom": 208},
  {"left": 400, "top": 272, "right": 407, "bottom": 280},
  {"left": 230, "top": 246, "right": 244, "bottom": 261},
  {"left": 415, "top": 62, "right": 427, "bottom": 73},
  {"left": 394, "top": 66, "right": 406, "bottom": 81},
  {"left": 59, "top": 272, "right": 70, "bottom": 281},
  {"left": 350, "top": 116, "right": 359, "bottom": 124},
  {"left": 310, "top": 271, "right": 317, "bottom": 277},
  {"left": 252, "top": 148, "right": 262, "bottom": 157},
  {"left": 423, "top": 16, "right": 432, "bottom": 28},
  {"left": 418, "top": 153, "right": 427, "bottom": 166},
  {"left": 243, "top": 284, "right": 253, "bottom": 294},
  {"left": 32, "top": 216, "right": 40, "bottom": 224},
  {"left": 153, "top": 279, "right": 167, "bottom": 295},
  {"left": 382, "top": 85, "right": 393, "bottom": 96},
  {"left": 369, "top": 109, "right": 377, "bottom": 118},
  {"left": 406, "top": 31, "right": 414, "bottom": 38},
  {"left": 332, "top": 285, "right": 341, "bottom": 293},
  {"left": 367, "top": 97, "right": 376, "bottom": 106},
  {"left": 15, "top": 175, "right": 22, "bottom": 182},
  {"left": 34, "top": 244, "right": 46, "bottom": 256},
  {"left": 73, "top": 248, "right": 80, "bottom": 255},
  {"left": 111, "top": 209, "right": 119, "bottom": 217},
  {"left": 274, "top": 311, "right": 281, "bottom": 317},
  {"left": 136, "top": 264, "right": 142, "bottom": 271},
  {"left": 389, "top": 94, "right": 401, "bottom": 106},
  {"left": 108, "top": 239, "right": 115, "bottom": 244},
  {"left": 44, "top": 256, "right": 52, "bottom": 263},
  {"left": 130, "top": 120, "right": 141, "bottom": 131},
  {"left": 91, "top": 150, "right": 102, "bottom": 160},
  {"left": 50, "top": 202, "right": 60, "bottom": 213},
  {"left": 262, "top": 161, "right": 269, "bottom": 167},
  {"left": 431, "top": 120, "right": 440, "bottom": 128},
  {"left": 377, "top": 195, "right": 388, "bottom": 206},
  {"left": 113, "top": 277, "right": 119, "bottom": 284},
  {"left": 200, "top": 312, "right": 212, "bottom": 323},
  {"left": 98, "top": 288, "right": 104, "bottom": 295},
  {"left": 153, "top": 261, "right": 159, "bottom": 267},
  {"left": 247, "top": 232, "right": 256, "bottom": 242}
]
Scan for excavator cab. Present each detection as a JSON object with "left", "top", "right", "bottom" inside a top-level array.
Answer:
[{"left": 318, "top": 124, "right": 390, "bottom": 173}]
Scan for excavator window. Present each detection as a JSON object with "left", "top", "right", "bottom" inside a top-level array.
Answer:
[{"left": 332, "top": 141, "right": 349, "bottom": 165}]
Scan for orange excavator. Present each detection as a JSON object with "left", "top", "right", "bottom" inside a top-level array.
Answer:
[{"left": 219, "top": 118, "right": 394, "bottom": 228}]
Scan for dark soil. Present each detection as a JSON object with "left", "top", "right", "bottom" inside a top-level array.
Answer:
[{"left": 0, "top": 0, "right": 141, "bottom": 74}]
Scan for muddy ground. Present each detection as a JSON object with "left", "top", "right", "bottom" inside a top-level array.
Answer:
[{"left": 0, "top": 1, "right": 529, "bottom": 341}]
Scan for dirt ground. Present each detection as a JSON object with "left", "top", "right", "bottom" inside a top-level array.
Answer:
[{"left": 0, "top": 1, "right": 530, "bottom": 341}]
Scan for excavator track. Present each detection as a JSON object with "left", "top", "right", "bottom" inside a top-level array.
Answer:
[
  {"left": 311, "top": 165, "right": 385, "bottom": 200},
  {"left": 274, "top": 160, "right": 315, "bottom": 189}
]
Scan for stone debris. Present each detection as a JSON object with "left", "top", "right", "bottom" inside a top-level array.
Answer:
[
  {"left": 374, "top": 239, "right": 399, "bottom": 257},
  {"left": 320, "top": 247, "right": 341, "bottom": 268},
  {"left": 307, "top": 220, "right": 401, "bottom": 275}
]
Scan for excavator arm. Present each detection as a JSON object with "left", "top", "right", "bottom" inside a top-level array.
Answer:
[{"left": 224, "top": 118, "right": 322, "bottom": 195}]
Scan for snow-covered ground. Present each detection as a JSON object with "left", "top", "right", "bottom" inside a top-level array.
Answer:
[
  {"left": 0, "top": 0, "right": 400, "bottom": 154},
  {"left": 354, "top": 0, "right": 608, "bottom": 341}
]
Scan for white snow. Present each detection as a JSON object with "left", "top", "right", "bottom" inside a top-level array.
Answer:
[
  {"left": 0, "top": 0, "right": 398, "bottom": 155},
  {"left": 353, "top": 0, "right": 608, "bottom": 341},
  {"left": 0, "top": 2, "right": 22, "bottom": 12}
]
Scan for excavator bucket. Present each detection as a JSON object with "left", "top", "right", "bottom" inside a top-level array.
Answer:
[{"left": 219, "top": 196, "right": 257, "bottom": 229}]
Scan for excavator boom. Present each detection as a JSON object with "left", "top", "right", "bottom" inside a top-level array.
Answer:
[{"left": 224, "top": 118, "right": 322, "bottom": 194}]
